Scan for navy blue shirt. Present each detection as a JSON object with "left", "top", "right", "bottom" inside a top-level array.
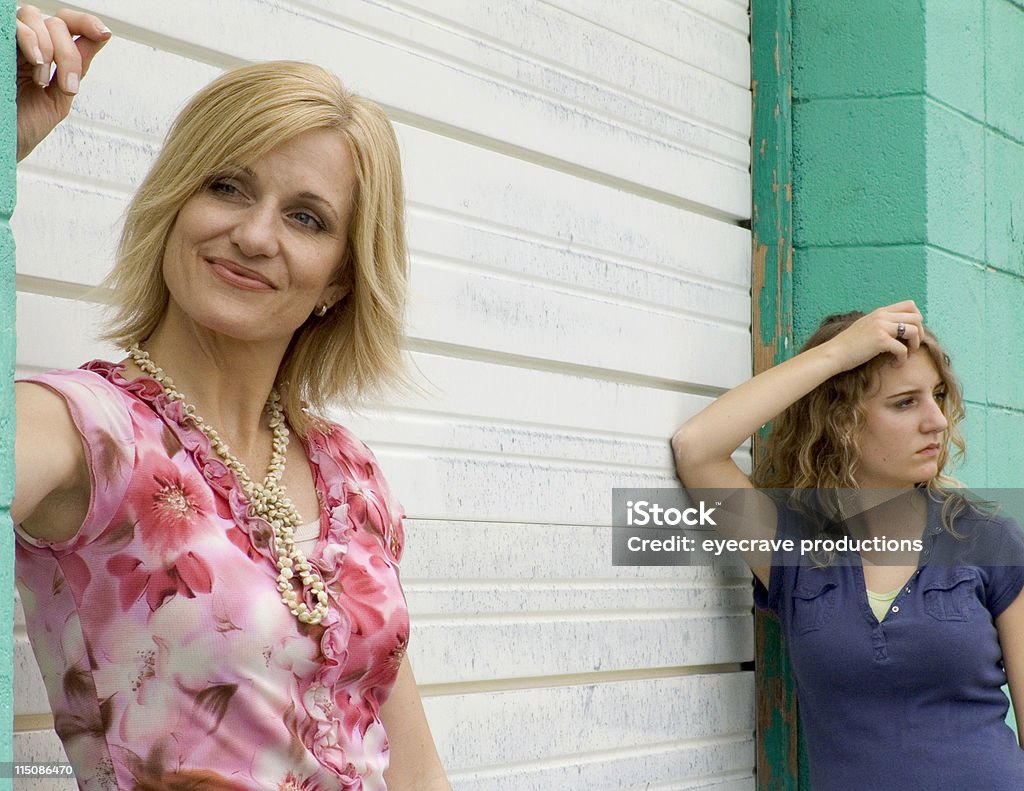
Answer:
[{"left": 755, "top": 496, "right": 1024, "bottom": 791}]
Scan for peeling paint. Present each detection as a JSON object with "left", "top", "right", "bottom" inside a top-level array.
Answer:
[{"left": 752, "top": 0, "right": 799, "bottom": 787}]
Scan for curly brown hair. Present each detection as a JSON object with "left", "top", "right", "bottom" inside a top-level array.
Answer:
[{"left": 752, "top": 312, "right": 971, "bottom": 529}]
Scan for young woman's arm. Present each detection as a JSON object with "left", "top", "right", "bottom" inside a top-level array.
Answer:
[
  {"left": 996, "top": 588, "right": 1024, "bottom": 749},
  {"left": 671, "top": 301, "right": 925, "bottom": 585},
  {"left": 15, "top": 5, "right": 111, "bottom": 161},
  {"left": 380, "top": 657, "right": 453, "bottom": 791}
]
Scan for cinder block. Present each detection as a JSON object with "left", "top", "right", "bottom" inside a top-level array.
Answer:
[
  {"left": 985, "top": 408, "right": 1024, "bottom": 487},
  {"left": 793, "top": 0, "right": 925, "bottom": 99},
  {"left": 925, "top": 0, "right": 985, "bottom": 121},
  {"left": 954, "top": 402, "right": 986, "bottom": 487},
  {"left": 984, "top": 270, "right": 1024, "bottom": 411},
  {"left": 925, "top": 101, "right": 985, "bottom": 261},
  {"left": 793, "top": 97, "right": 926, "bottom": 248},
  {"left": 792, "top": 245, "right": 927, "bottom": 345},
  {"left": 925, "top": 249, "right": 987, "bottom": 404},
  {"left": 986, "top": 0, "right": 1024, "bottom": 143},
  {"left": 985, "top": 131, "right": 1024, "bottom": 276}
]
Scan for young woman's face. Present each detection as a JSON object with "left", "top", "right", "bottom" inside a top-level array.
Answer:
[
  {"left": 854, "top": 349, "right": 950, "bottom": 489},
  {"left": 160, "top": 128, "right": 356, "bottom": 344}
]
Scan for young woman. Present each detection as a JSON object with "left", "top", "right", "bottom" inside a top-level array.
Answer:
[
  {"left": 672, "top": 301, "right": 1024, "bottom": 790},
  {"left": 13, "top": 7, "right": 451, "bottom": 790}
]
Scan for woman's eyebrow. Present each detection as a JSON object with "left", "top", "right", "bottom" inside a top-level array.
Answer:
[
  {"left": 885, "top": 381, "right": 944, "bottom": 399},
  {"left": 297, "top": 191, "right": 341, "bottom": 223},
  {"left": 885, "top": 387, "right": 922, "bottom": 399}
]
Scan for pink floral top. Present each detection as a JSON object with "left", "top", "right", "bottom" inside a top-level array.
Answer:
[{"left": 15, "top": 363, "right": 410, "bottom": 790}]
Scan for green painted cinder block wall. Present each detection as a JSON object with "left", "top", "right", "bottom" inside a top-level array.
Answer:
[
  {"left": 792, "top": 0, "right": 1024, "bottom": 490},
  {"left": 2, "top": 0, "right": 17, "bottom": 783},
  {"left": 755, "top": 1, "right": 1024, "bottom": 786}
]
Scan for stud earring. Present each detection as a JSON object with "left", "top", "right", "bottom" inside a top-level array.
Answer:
[{"left": 314, "top": 303, "right": 328, "bottom": 317}]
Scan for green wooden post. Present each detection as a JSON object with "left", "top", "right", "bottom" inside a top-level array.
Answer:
[{"left": 751, "top": 0, "right": 806, "bottom": 787}]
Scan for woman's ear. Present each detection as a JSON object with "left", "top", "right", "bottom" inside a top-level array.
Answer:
[{"left": 322, "top": 253, "right": 354, "bottom": 310}]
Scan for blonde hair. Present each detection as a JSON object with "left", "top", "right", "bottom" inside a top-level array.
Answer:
[
  {"left": 102, "top": 61, "right": 409, "bottom": 436},
  {"left": 753, "top": 311, "right": 970, "bottom": 529}
]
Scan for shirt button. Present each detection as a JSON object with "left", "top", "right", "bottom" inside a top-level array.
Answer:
[{"left": 891, "top": 606, "right": 900, "bottom": 614}]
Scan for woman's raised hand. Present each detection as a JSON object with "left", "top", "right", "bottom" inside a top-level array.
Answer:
[
  {"left": 824, "top": 300, "right": 924, "bottom": 372},
  {"left": 15, "top": 6, "right": 111, "bottom": 161}
]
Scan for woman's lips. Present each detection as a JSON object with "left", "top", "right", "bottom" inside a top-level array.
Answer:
[
  {"left": 207, "top": 258, "right": 275, "bottom": 291},
  {"left": 917, "top": 444, "right": 940, "bottom": 456}
]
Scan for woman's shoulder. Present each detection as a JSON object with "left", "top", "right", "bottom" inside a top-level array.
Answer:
[
  {"left": 17, "top": 362, "right": 135, "bottom": 431},
  {"left": 305, "top": 417, "right": 397, "bottom": 498},
  {"left": 308, "top": 417, "right": 378, "bottom": 464},
  {"left": 307, "top": 417, "right": 406, "bottom": 561},
  {"left": 14, "top": 362, "right": 136, "bottom": 543},
  {"left": 19, "top": 360, "right": 129, "bottom": 396},
  {"left": 941, "top": 493, "right": 1024, "bottom": 564},
  {"left": 945, "top": 493, "right": 1021, "bottom": 532}
]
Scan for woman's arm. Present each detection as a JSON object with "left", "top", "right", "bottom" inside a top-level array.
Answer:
[
  {"left": 12, "top": 8, "right": 109, "bottom": 538},
  {"left": 13, "top": 383, "right": 91, "bottom": 540},
  {"left": 996, "top": 588, "right": 1024, "bottom": 749},
  {"left": 671, "top": 300, "right": 924, "bottom": 488},
  {"left": 670, "top": 301, "right": 925, "bottom": 586},
  {"left": 15, "top": 5, "right": 111, "bottom": 161},
  {"left": 380, "top": 657, "right": 453, "bottom": 791}
]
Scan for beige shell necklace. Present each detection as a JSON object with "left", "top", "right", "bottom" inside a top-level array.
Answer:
[{"left": 127, "top": 344, "right": 328, "bottom": 625}]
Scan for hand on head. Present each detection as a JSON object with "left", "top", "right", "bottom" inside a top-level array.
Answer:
[
  {"left": 825, "top": 299, "right": 925, "bottom": 372},
  {"left": 15, "top": 5, "right": 111, "bottom": 161}
]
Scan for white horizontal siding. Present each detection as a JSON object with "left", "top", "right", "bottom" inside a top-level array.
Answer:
[{"left": 14, "top": 1, "right": 754, "bottom": 788}]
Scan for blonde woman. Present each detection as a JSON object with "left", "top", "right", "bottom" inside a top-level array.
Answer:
[
  {"left": 13, "top": 7, "right": 451, "bottom": 790},
  {"left": 672, "top": 301, "right": 1024, "bottom": 790}
]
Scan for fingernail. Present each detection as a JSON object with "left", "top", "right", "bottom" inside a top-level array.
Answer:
[
  {"left": 31, "top": 47, "right": 44, "bottom": 66},
  {"left": 98, "top": 24, "right": 111, "bottom": 36},
  {"left": 64, "top": 72, "right": 79, "bottom": 94},
  {"left": 34, "top": 63, "right": 49, "bottom": 87}
]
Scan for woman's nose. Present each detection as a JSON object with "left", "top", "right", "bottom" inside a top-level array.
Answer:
[
  {"left": 923, "top": 397, "right": 949, "bottom": 433},
  {"left": 228, "top": 202, "right": 280, "bottom": 259}
]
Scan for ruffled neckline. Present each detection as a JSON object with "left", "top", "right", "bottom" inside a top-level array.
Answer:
[{"left": 85, "top": 358, "right": 355, "bottom": 573}]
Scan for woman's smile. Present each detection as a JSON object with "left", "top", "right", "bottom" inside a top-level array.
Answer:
[
  {"left": 160, "top": 128, "right": 355, "bottom": 344},
  {"left": 205, "top": 257, "right": 276, "bottom": 291}
]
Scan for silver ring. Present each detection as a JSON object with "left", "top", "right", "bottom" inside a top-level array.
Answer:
[{"left": 896, "top": 322, "right": 906, "bottom": 340}]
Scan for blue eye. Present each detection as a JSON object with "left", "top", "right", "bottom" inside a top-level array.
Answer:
[
  {"left": 292, "top": 211, "right": 325, "bottom": 231},
  {"left": 209, "top": 179, "right": 240, "bottom": 196}
]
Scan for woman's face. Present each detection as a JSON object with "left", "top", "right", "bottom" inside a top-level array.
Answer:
[
  {"left": 160, "top": 128, "right": 356, "bottom": 345},
  {"left": 854, "top": 348, "right": 950, "bottom": 489}
]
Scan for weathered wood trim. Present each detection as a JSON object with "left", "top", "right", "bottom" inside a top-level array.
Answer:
[{"left": 751, "top": 0, "right": 804, "bottom": 788}]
